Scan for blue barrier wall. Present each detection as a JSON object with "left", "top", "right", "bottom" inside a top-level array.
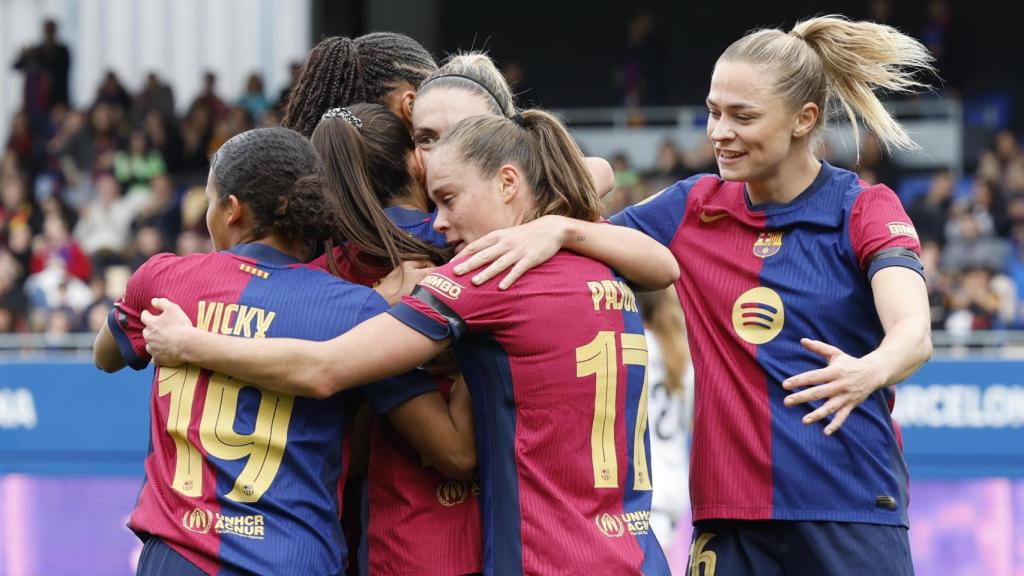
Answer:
[
  {"left": 3, "top": 358, "right": 1022, "bottom": 477},
  {"left": 0, "top": 361, "right": 152, "bottom": 475},
  {"left": 1, "top": 358, "right": 1023, "bottom": 575}
]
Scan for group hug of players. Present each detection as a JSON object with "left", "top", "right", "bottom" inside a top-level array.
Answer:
[{"left": 94, "top": 13, "right": 935, "bottom": 576}]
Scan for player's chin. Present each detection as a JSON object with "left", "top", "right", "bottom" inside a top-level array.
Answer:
[{"left": 716, "top": 162, "right": 749, "bottom": 183}]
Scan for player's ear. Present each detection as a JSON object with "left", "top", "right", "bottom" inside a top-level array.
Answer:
[
  {"left": 398, "top": 90, "right": 416, "bottom": 129},
  {"left": 225, "top": 194, "right": 243, "bottom": 225},
  {"left": 497, "top": 164, "right": 521, "bottom": 205},
  {"left": 793, "top": 102, "right": 819, "bottom": 139}
]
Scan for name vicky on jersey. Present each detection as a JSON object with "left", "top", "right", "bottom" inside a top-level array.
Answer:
[{"left": 194, "top": 300, "right": 276, "bottom": 338}]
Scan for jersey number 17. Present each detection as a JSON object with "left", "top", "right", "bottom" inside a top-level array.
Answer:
[{"left": 576, "top": 331, "right": 652, "bottom": 491}]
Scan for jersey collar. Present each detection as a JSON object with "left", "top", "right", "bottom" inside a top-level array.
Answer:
[
  {"left": 743, "top": 161, "right": 834, "bottom": 212},
  {"left": 225, "top": 242, "right": 302, "bottom": 266}
]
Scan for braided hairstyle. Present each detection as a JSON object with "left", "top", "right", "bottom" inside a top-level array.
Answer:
[
  {"left": 210, "top": 127, "right": 342, "bottom": 248},
  {"left": 282, "top": 33, "right": 437, "bottom": 137}
]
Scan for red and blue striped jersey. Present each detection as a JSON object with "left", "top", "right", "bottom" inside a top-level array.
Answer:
[
  {"left": 108, "top": 242, "right": 432, "bottom": 575},
  {"left": 389, "top": 251, "right": 671, "bottom": 576},
  {"left": 310, "top": 210, "right": 483, "bottom": 576},
  {"left": 611, "top": 162, "right": 921, "bottom": 527}
]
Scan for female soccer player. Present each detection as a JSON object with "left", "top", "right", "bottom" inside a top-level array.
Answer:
[
  {"left": 141, "top": 110, "right": 676, "bottom": 575},
  {"left": 93, "top": 126, "right": 472, "bottom": 575},
  {"left": 448, "top": 15, "right": 933, "bottom": 575}
]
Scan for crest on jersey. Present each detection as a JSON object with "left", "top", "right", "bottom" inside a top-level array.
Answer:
[
  {"left": 753, "top": 231, "right": 783, "bottom": 258},
  {"left": 436, "top": 479, "right": 469, "bottom": 507}
]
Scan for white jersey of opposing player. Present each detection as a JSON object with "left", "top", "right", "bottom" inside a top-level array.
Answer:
[{"left": 645, "top": 329, "right": 692, "bottom": 548}]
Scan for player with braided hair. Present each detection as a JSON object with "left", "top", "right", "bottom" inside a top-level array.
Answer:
[{"left": 282, "top": 32, "right": 437, "bottom": 137}]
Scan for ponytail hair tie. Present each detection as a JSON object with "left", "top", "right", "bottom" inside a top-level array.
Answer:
[
  {"left": 510, "top": 113, "right": 528, "bottom": 128},
  {"left": 321, "top": 107, "right": 362, "bottom": 129}
]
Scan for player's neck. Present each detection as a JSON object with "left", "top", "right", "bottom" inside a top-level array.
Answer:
[
  {"left": 236, "top": 235, "right": 308, "bottom": 262},
  {"left": 746, "top": 152, "right": 821, "bottom": 206}
]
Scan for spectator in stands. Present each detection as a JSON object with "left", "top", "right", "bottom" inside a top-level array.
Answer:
[
  {"left": 650, "top": 140, "right": 688, "bottom": 183},
  {"left": 12, "top": 19, "right": 71, "bottom": 117},
  {"left": 946, "top": 267, "right": 1002, "bottom": 333},
  {"left": 189, "top": 71, "right": 228, "bottom": 121},
  {"left": 178, "top": 104, "right": 214, "bottom": 178},
  {"left": 132, "top": 73, "right": 175, "bottom": 125},
  {"left": 275, "top": 62, "right": 303, "bottom": 113},
  {"left": 5, "top": 111, "right": 35, "bottom": 176},
  {"left": 31, "top": 209, "right": 90, "bottom": 283},
  {"left": 908, "top": 169, "right": 954, "bottom": 246},
  {"left": 132, "top": 175, "right": 180, "bottom": 242},
  {"left": 856, "top": 132, "right": 900, "bottom": 187},
  {"left": 942, "top": 207, "right": 1010, "bottom": 272},
  {"left": 94, "top": 70, "right": 133, "bottom": 112},
  {"left": 113, "top": 130, "right": 166, "bottom": 193},
  {"left": 72, "top": 173, "right": 140, "bottom": 258},
  {"left": 0, "top": 251, "right": 27, "bottom": 332},
  {"left": 238, "top": 73, "right": 271, "bottom": 123},
  {"left": 141, "top": 110, "right": 184, "bottom": 175}
]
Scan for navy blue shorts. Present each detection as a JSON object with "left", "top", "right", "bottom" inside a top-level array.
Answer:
[
  {"left": 686, "top": 520, "right": 913, "bottom": 576},
  {"left": 136, "top": 536, "right": 206, "bottom": 576}
]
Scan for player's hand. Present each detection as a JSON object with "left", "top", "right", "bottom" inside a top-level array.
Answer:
[
  {"left": 452, "top": 215, "right": 568, "bottom": 289},
  {"left": 374, "top": 260, "right": 435, "bottom": 305},
  {"left": 781, "top": 338, "right": 887, "bottom": 436},
  {"left": 141, "top": 297, "right": 194, "bottom": 366}
]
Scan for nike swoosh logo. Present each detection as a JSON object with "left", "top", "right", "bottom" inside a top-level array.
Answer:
[{"left": 699, "top": 210, "right": 728, "bottom": 223}]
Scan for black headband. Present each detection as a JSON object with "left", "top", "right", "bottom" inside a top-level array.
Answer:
[{"left": 420, "top": 73, "right": 505, "bottom": 115}]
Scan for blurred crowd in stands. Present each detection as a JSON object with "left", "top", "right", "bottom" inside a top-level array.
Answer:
[
  {"left": 1, "top": 21, "right": 302, "bottom": 337},
  {"left": 2, "top": 11, "right": 1022, "bottom": 347}
]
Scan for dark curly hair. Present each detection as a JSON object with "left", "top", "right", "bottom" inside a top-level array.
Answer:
[
  {"left": 209, "top": 127, "right": 342, "bottom": 248},
  {"left": 282, "top": 33, "right": 437, "bottom": 137}
]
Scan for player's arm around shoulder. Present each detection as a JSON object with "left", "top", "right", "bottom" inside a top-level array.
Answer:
[{"left": 94, "top": 252, "right": 178, "bottom": 373}]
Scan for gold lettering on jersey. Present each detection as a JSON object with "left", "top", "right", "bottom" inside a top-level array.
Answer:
[
  {"left": 419, "top": 273, "right": 464, "bottom": 300},
  {"left": 887, "top": 222, "right": 919, "bottom": 240},
  {"left": 594, "top": 509, "right": 652, "bottom": 538},
  {"left": 220, "top": 304, "right": 239, "bottom": 335},
  {"left": 587, "top": 280, "right": 637, "bottom": 313},
  {"left": 196, "top": 300, "right": 276, "bottom": 339},
  {"left": 181, "top": 506, "right": 266, "bottom": 539}
]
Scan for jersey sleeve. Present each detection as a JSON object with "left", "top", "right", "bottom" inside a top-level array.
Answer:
[
  {"left": 387, "top": 261, "right": 515, "bottom": 342},
  {"left": 849, "top": 185, "right": 924, "bottom": 280},
  {"left": 107, "top": 253, "right": 176, "bottom": 370},
  {"left": 354, "top": 290, "right": 436, "bottom": 414},
  {"left": 609, "top": 174, "right": 704, "bottom": 246}
]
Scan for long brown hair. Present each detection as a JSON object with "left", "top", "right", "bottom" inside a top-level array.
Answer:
[
  {"left": 311, "top": 117, "right": 448, "bottom": 272},
  {"left": 438, "top": 110, "right": 602, "bottom": 223}
]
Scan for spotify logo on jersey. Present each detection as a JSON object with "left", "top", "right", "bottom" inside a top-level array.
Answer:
[{"left": 732, "top": 287, "right": 785, "bottom": 344}]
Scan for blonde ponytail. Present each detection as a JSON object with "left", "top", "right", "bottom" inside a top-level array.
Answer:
[{"left": 720, "top": 14, "right": 935, "bottom": 157}]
